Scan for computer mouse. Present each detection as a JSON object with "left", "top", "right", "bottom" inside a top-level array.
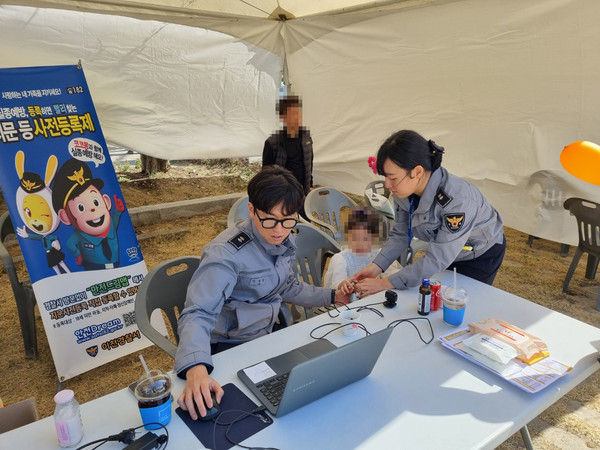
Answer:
[{"left": 193, "top": 391, "right": 220, "bottom": 421}]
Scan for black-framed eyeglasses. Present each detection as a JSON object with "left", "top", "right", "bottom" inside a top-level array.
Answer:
[{"left": 255, "top": 210, "right": 298, "bottom": 229}]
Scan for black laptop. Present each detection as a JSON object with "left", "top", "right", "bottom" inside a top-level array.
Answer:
[{"left": 237, "top": 327, "right": 393, "bottom": 417}]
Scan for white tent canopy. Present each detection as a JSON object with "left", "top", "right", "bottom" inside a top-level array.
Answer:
[{"left": 1, "top": 0, "right": 599, "bottom": 246}]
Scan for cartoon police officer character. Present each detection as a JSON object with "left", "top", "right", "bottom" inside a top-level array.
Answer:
[{"left": 52, "top": 158, "right": 125, "bottom": 271}]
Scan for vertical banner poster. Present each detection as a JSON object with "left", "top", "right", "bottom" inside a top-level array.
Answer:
[{"left": 0, "top": 65, "right": 166, "bottom": 380}]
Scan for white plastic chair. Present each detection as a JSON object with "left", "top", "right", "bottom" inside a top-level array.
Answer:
[
  {"left": 304, "top": 187, "right": 357, "bottom": 243},
  {"left": 227, "top": 195, "right": 249, "bottom": 227},
  {"left": 362, "top": 182, "right": 428, "bottom": 265},
  {"left": 292, "top": 223, "right": 342, "bottom": 318}
]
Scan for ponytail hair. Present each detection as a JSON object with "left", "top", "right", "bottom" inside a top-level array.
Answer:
[{"left": 375, "top": 130, "right": 444, "bottom": 175}]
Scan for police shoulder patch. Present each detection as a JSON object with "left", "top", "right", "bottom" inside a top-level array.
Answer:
[
  {"left": 435, "top": 187, "right": 452, "bottom": 208},
  {"left": 444, "top": 213, "right": 465, "bottom": 233},
  {"left": 228, "top": 231, "right": 253, "bottom": 250}
]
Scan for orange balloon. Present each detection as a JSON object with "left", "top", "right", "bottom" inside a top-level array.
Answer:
[{"left": 560, "top": 141, "right": 600, "bottom": 185}]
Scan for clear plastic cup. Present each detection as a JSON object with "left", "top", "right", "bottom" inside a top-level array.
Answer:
[
  {"left": 339, "top": 310, "right": 361, "bottom": 336},
  {"left": 133, "top": 369, "right": 173, "bottom": 430},
  {"left": 442, "top": 286, "right": 468, "bottom": 327}
]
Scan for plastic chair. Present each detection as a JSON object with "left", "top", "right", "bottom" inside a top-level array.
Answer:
[
  {"left": 0, "top": 211, "right": 38, "bottom": 359},
  {"left": 292, "top": 223, "right": 342, "bottom": 318},
  {"left": 364, "top": 180, "right": 392, "bottom": 213},
  {"left": 227, "top": 195, "right": 249, "bottom": 227},
  {"left": 135, "top": 256, "right": 202, "bottom": 359},
  {"left": 364, "top": 181, "right": 394, "bottom": 241},
  {"left": 526, "top": 170, "right": 570, "bottom": 256},
  {"left": 135, "top": 256, "right": 293, "bottom": 358},
  {"left": 304, "top": 187, "right": 357, "bottom": 242},
  {"left": 562, "top": 198, "right": 600, "bottom": 309},
  {"left": 362, "top": 182, "right": 428, "bottom": 266}
]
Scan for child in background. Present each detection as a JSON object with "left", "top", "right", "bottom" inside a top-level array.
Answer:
[{"left": 323, "top": 207, "right": 401, "bottom": 300}]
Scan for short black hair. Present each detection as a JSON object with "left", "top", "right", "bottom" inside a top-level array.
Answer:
[
  {"left": 277, "top": 95, "right": 302, "bottom": 117},
  {"left": 247, "top": 165, "right": 304, "bottom": 216},
  {"left": 346, "top": 207, "right": 380, "bottom": 236},
  {"left": 376, "top": 129, "right": 443, "bottom": 175}
]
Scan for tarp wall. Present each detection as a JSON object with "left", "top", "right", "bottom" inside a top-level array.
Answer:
[
  {"left": 0, "top": 6, "right": 281, "bottom": 159},
  {"left": 286, "top": 0, "right": 600, "bottom": 245},
  {"left": 1, "top": 0, "right": 599, "bottom": 245}
]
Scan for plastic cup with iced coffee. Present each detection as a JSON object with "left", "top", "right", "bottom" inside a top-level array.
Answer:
[{"left": 134, "top": 369, "right": 173, "bottom": 430}]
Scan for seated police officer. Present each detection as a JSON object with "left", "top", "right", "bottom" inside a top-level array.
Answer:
[{"left": 175, "top": 166, "right": 351, "bottom": 420}]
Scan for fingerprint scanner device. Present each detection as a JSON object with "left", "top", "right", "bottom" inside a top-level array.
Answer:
[
  {"left": 384, "top": 290, "right": 398, "bottom": 308},
  {"left": 238, "top": 327, "right": 393, "bottom": 417}
]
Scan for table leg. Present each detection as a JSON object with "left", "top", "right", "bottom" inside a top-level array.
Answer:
[{"left": 520, "top": 425, "right": 535, "bottom": 450}]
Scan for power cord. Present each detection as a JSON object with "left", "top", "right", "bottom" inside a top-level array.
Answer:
[{"left": 75, "top": 423, "right": 168, "bottom": 450}]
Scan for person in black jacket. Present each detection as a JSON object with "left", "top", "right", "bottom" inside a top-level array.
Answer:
[{"left": 262, "top": 95, "right": 314, "bottom": 196}]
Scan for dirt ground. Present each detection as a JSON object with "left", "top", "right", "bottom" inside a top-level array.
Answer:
[{"left": 1, "top": 160, "right": 600, "bottom": 449}]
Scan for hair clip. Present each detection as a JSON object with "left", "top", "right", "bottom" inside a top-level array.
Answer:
[{"left": 429, "top": 140, "right": 445, "bottom": 154}]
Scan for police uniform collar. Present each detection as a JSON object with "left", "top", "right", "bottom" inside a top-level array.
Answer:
[
  {"left": 247, "top": 218, "right": 294, "bottom": 256},
  {"left": 417, "top": 167, "right": 445, "bottom": 211}
]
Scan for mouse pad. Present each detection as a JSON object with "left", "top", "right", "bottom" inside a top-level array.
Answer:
[{"left": 175, "top": 383, "right": 273, "bottom": 450}]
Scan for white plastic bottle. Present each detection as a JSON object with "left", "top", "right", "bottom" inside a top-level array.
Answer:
[{"left": 53, "top": 389, "right": 84, "bottom": 447}]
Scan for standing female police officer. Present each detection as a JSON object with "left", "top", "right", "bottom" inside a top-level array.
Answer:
[
  {"left": 354, "top": 130, "right": 505, "bottom": 296},
  {"left": 175, "top": 166, "right": 350, "bottom": 420}
]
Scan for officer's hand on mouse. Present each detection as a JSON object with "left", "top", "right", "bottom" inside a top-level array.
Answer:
[
  {"left": 177, "top": 365, "right": 224, "bottom": 421},
  {"left": 194, "top": 391, "right": 221, "bottom": 422}
]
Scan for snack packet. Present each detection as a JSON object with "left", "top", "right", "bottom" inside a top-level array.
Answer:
[{"left": 468, "top": 318, "right": 550, "bottom": 365}]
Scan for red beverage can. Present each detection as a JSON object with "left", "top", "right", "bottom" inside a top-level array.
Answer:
[{"left": 430, "top": 280, "right": 442, "bottom": 311}]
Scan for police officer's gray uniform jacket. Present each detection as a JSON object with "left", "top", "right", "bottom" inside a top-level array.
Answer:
[
  {"left": 174, "top": 218, "right": 333, "bottom": 375},
  {"left": 373, "top": 166, "right": 504, "bottom": 289}
]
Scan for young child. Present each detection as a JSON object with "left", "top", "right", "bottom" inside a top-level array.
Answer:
[{"left": 323, "top": 207, "right": 401, "bottom": 300}]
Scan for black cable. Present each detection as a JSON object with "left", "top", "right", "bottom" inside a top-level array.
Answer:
[
  {"left": 75, "top": 423, "right": 168, "bottom": 450},
  {"left": 310, "top": 322, "right": 371, "bottom": 340},
  {"left": 76, "top": 438, "right": 109, "bottom": 450},
  {"left": 76, "top": 428, "right": 135, "bottom": 450},
  {"left": 211, "top": 407, "right": 278, "bottom": 450},
  {"left": 137, "top": 423, "right": 169, "bottom": 450},
  {"left": 327, "top": 301, "right": 385, "bottom": 318},
  {"left": 387, "top": 317, "right": 435, "bottom": 344}
]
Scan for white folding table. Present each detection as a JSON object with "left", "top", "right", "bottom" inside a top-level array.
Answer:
[{"left": 2, "top": 270, "right": 599, "bottom": 449}]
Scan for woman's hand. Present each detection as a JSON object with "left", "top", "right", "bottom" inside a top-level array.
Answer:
[
  {"left": 352, "top": 263, "right": 383, "bottom": 282},
  {"left": 354, "top": 277, "right": 393, "bottom": 299},
  {"left": 177, "top": 365, "right": 224, "bottom": 420}
]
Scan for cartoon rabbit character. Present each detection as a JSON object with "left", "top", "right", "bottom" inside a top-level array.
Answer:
[{"left": 15, "top": 150, "right": 70, "bottom": 274}]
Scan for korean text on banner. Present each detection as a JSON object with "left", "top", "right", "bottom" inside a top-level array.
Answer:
[{"left": 0, "top": 64, "right": 167, "bottom": 380}]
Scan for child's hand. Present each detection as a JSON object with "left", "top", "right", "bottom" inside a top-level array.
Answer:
[{"left": 337, "top": 279, "right": 355, "bottom": 295}]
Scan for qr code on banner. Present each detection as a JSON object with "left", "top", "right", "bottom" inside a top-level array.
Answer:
[{"left": 122, "top": 311, "right": 136, "bottom": 327}]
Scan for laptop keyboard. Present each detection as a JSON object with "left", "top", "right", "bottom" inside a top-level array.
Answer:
[{"left": 256, "top": 373, "right": 290, "bottom": 407}]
